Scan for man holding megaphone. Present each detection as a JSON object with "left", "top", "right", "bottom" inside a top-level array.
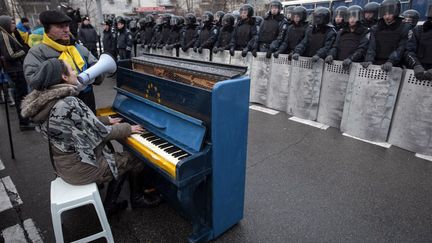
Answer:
[{"left": 24, "top": 10, "right": 113, "bottom": 113}]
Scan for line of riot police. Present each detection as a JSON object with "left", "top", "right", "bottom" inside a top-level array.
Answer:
[{"left": 126, "top": 0, "right": 432, "bottom": 80}]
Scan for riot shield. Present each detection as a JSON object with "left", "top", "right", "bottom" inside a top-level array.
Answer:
[
  {"left": 388, "top": 70, "right": 432, "bottom": 155},
  {"left": 266, "top": 54, "right": 291, "bottom": 111},
  {"left": 249, "top": 52, "right": 272, "bottom": 105},
  {"left": 149, "top": 47, "right": 162, "bottom": 55},
  {"left": 161, "top": 46, "right": 174, "bottom": 57},
  {"left": 287, "top": 56, "right": 324, "bottom": 120},
  {"left": 189, "top": 48, "right": 211, "bottom": 61},
  {"left": 340, "top": 63, "right": 403, "bottom": 142},
  {"left": 317, "top": 60, "right": 350, "bottom": 128},
  {"left": 230, "top": 51, "right": 252, "bottom": 77},
  {"left": 212, "top": 50, "right": 231, "bottom": 64},
  {"left": 179, "top": 48, "right": 192, "bottom": 59}
]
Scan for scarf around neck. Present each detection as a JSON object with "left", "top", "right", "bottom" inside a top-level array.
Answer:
[{"left": 42, "top": 33, "right": 86, "bottom": 73}]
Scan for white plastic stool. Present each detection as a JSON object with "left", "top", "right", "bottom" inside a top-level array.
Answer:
[{"left": 50, "top": 177, "right": 114, "bottom": 243}]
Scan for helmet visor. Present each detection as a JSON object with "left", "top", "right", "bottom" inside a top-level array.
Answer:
[
  {"left": 170, "top": 18, "right": 178, "bottom": 26},
  {"left": 348, "top": 9, "right": 363, "bottom": 22},
  {"left": 379, "top": 4, "right": 399, "bottom": 18}
]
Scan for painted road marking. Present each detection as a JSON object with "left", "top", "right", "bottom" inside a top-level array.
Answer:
[
  {"left": 0, "top": 176, "right": 23, "bottom": 213},
  {"left": 1, "top": 219, "right": 43, "bottom": 243},
  {"left": 0, "top": 158, "right": 4, "bottom": 170},
  {"left": 342, "top": 133, "right": 392, "bottom": 148},
  {"left": 23, "top": 219, "right": 43, "bottom": 243},
  {"left": 249, "top": 105, "right": 279, "bottom": 115},
  {"left": 289, "top": 116, "right": 329, "bottom": 130},
  {"left": 415, "top": 153, "right": 432, "bottom": 162}
]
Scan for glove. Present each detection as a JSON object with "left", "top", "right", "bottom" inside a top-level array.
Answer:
[
  {"left": 413, "top": 65, "right": 425, "bottom": 80},
  {"left": 311, "top": 55, "right": 320, "bottom": 62},
  {"left": 212, "top": 47, "right": 218, "bottom": 54},
  {"left": 361, "top": 61, "right": 371, "bottom": 68},
  {"left": 324, "top": 55, "right": 333, "bottom": 64},
  {"left": 342, "top": 58, "right": 352, "bottom": 70},
  {"left": 292, "top": 53, "right": 300, "bottom": 60},
  {"left": 273, "top": 51, "right": 280, "bottom": 58},
  {"left": 266, "top": 50, "right": 272, "bottom": 59},
  {"left": 230, "top": 48, "right": 235, "bottom": 56},
  {"left": 198, "top": 47, "right": 203, "bottom": 53},
  {"left": 423, "top": 69, "right": 432, "bottom": 81},
  {"left": 166, "top": 45, "right": 173, "bottom": 50},
  {"left": 251, "top": 49, "right": 257, "bottom": 57},
  {"left": 181, "top": 47, "right": 188, "bottom": 52},
  {"left": 381, "top": 62, "right": 393, "bottom": 72},
  {"left": 141, "top": 44, "right": 145, "bottom": 48},
  {"left": 151, "top": 43, "right": 157, "bottom": 49},
  {"left": 193, "top": 46, "right": 198, "bottom": 52},
  {"left": 157, "top": 44, "right": 163, "bottom": 49},
  {"left": 241, "top": 48, "right": 248, "bottom": 57}
]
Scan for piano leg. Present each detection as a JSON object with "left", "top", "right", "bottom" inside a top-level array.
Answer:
[{"left": 177, "top": 175, "right": 212, "bottom": 243}]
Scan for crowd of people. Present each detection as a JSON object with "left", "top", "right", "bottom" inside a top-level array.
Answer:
[{"left": 0, "top": 0, "right": 431, "bottom": 217}]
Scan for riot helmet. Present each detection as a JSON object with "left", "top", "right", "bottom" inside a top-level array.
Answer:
[
  {"left": 215, "top": 11, "right": 225, "bottom": 24},
  {"left": 162, "top": 13, "right": 172, "bottom": 25},
  {"left": 402, "top": 9, "right": 420, "bottom": 26},
  {"left": 202, "top": 11, "right": 214, "bottom": 24},
  {"left": 379, "top": 0, "right": 401, "bottom": 19},
  {"left": 427, "top": 0, "right": 432, "bottom": 18},
  {"left": 170, "top": 16, "right": 179, "bottom": 26},
  {"left": 312, "top": 7, "right": 331, "bottom": 26},
  {"left": 364, "top": 2, "right": 380, "bottom": 21},
  {"left": 185, "top": 13, "right": 196, "bottom": 25},
  {"left": 240, "top": 4, "right": 254, "bottom": 19},
  {"left": 222, "top": 13, "right": 235, "bottom": 27},
  {"left": 334, "top": 6, "right": 348, "bottom": 23},
  {"left": 145, "top": 14, "right": 154, "bottom": 24},
  {"left": 269, "top": 0, "right": 283, "bottom": 15},
  {"left": 347, "top": 5, "right": 364, "bottom": 24},
  {"left": 285, "top": 6, "right": 295, "bottom": 20},
  {"left": 292, "top": 6, "right": 307, "bottom": 23}
]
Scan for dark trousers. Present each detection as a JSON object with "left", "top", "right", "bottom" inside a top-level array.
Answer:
[
  {"left": 7, "top": 71, "right": 29, "bottom": 125},
  {"left": 77, "top": 89, "right": 96, "bottom": 114},
  {"left": 118, "top": 49, "right": 131, "bottom": 60}
]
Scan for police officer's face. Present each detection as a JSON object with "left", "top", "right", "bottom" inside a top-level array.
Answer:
[
  {"left": 271, "top": 6, "right": 279, "bottom": 15},
  {"left": 83, "top": 19, "right": 90, "bottom": 25},
  {"left": 48, "top": 23, "right": 70, "bottom": 41},
  {"left": 102, "top": 24, "right": 109, "bottom": 31},
  {"left": 117, "top": 22, "right": 124, "bottom": 29},
  {"left": 383, "top": 13, "right": 395, "bottom": 25},
  {"left": 348, "top": 16, "right": 357, "bottom": 27},
  {"left": 402, "top": 17, "right": 413, "bottom": 24},
  {"left": 335, "top": 15, "right": 343, "bottom": 24},
  {"left": 240, "top": 11, "right": 248, "bottom": 20},
  {"left": 293, "top": 15, "right": 301, "bottom": 24},
  {"left": 364, "top": 12, "right": 374, "bottom": 21}
]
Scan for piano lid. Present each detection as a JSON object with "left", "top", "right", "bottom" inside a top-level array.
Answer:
[{"left": 132, "top": 53, "right": 248, "bottom": 90}]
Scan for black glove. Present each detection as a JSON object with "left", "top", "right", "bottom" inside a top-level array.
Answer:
[
  {"left": 193, "top": 46, "right": 198, "bottom": 53},
  {"left": 361, "top": 61, "right": 371, "bottom": 68},
  {"left": 311, "top": 55, "right": 320, "bottom": 62},
  {"left": 324, "top": 55, "right": 333, "bottom": 64},
  {"left": 251, "top": 49, "right": 257, "bottom": 57},
  {"left": 292, "top": 53, "right": 300, "bottom": 60},
  {"left": 413, "top": 65, "right": 425, "bottom": 80},
  {"left": 181, "top": 47, "right": 188, "bottom": 52},
  {"left": 342, "top": 58, "right": 352, "bottom": 70},
  {"left": 230, "top": 48, "right": 235, "bottom": 56},
  {"left": 151, "top": 43, "right": 157, "bottom": 49},
  {"left": 212, "top": 47, "right": 218, "bottom": 54},
  {"left": 157, "top": 44, "right": 163, "bottom": 49},
  {"left": 198, "top": 47, "right": 203, "bottom": 53},
  {"left": 266, "top": 50, "right": 272, "bottom": 59},
  {"left": 423, "top": 69, "right": 432, "bottom": 81},
  {"left": 381, "top": 62, "right": 393, "bottom": 72},
  {"left": 273, "top": 51, "right": 280, "bottom": 58},
  {"left": 241, "top": 48, "right": 248, "bottom": 57}
]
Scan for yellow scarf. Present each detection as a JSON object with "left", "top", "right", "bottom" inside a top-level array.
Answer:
[{"left": 42, "top": 33, "right": 85, "bottom": 73}]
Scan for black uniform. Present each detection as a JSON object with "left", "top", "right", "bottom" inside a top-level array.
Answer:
[
  {"left": 166, "top": 24, "right": 183, "bottom": 49},
  {"left": 405, "top": 20, "right": 432, "bottom": 79},
  {"left": 328, "top": 25, "right": 369, "bottom": 61},
  {"left": 254, "top": 13, "right": 288, "bottom": 52},
  {"left": 116, "top": 27, "right": 134, "bottom": 59},
  {"left": 276, "top": 22, "right": 308, "bottom": 55},
  {"left": 229, "top": 17, "right": 257, "bottom": 51},
  {"left": 213, "top": 26, "right": 234, "bottom": 51},
  {"left": 194, "top": 24, "right": 218, "bottom": 50},
  {"left": 139, "top": 23, "right": 155, "bottom": 46},
  {"left": 181, "top": 24, "right": 198, "bottom": 51},
  {"left": 154, "top": 23, "right": 171, "bottom": 48},
  {"left": 365, "top": 17, "right": 409, "bottom": 66},
  {"left": 102, "top": 27, "right": 117, "bottom": 57},
  {"left": 294, "top": 25, "right": 337, "bottom": 58},
  {"left": 78, "top": 23, "right": 99, "bottom": 58}
]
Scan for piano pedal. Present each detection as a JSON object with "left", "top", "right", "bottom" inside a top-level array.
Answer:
[{"left": 144, "top": 187, "right": 157, "bottom": 194}]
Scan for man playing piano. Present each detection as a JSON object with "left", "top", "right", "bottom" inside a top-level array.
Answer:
[{"left": 21, "top": 58, "right": 161, "bottom": 216}]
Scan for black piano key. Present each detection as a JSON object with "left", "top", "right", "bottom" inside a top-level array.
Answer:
[
  {"left": 177, "top": 154, "right": 189, "bottom": 160},
  {"left": 141, "top": 132, "right": 154, "bottom": 138},
  {"left": 159, "top": 143, "right": 171, "bottom": 149},
  {"left": 166, "top": 147, "right": 180, "bottom": 153},
  {"left": 172, "top": 151, "right": 186, "bottom": 158},
  {"left": 163, "top": 146, "right": 175, "bottom": 152},
  {"left": 147, "top": 136, "right": 160, "bottom": 142},
  {"left": 152, "top": 139, "right": 166, "bottom": 146}
]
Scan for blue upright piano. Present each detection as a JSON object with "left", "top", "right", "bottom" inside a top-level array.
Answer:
[{"left": 98, "top": 54, "right": 250, "bottom": 242}]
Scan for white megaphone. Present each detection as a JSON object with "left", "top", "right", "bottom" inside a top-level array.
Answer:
[{"left": 77, "top": 53, "right": 117, "bottom": 87}]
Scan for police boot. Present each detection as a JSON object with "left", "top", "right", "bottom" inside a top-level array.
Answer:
[
  {"left": 104, "top": 175, "right": 128, "bottom": 217},
  {"left": 129, "top": 170, "right": 162, "bottom": 209}
]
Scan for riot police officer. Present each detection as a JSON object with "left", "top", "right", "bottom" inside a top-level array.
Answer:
[
  {"left": 214, "top": 11, "right": 225, "bottom": 28},
  {"left": 292, "top": 7, "right": 337, "bottom": 62},
  {"left": 285, "top": 6, "right": 295, "bottom": 25},
  {"left": 325, "top": 5, "right": 370, "bottom": 70},
  {"left": 213, "top": 13, "right": 235, "bottom": 54},
  {"left": 363, "top": 0, "right": 410, "bottom": 72},
  {"left": 402, "top": 9, "right": 420, "bottom": 30},
  {"left": 138, "top": 14, "right": 155, "bottom": 48},
  {"left": 229, "top": 4, "right": 258, "bottom": 57},
  {"left": 181, "top": 13, "right": 198, "bottom": 52},
  {"left": 405, "top": 2, "right": 432, "bottom": 80},
  {"left": 153, "top": 14, "right": 172, "bottom": 49},
  {"left": 274, "top": 6, "right": 308, "bottom": 58},
  {"left": 363, "top": 2, "right": 380, "bottom": 28},
  {"left": 333, "top": 6, "right": 348, "bottom": 31},
  {"left": 194, "top": 11, "right": 218, "bottom": 53},
  {"left": 116, "top": 17, "right": 134, "bottom": 59},
  {"left": 166, "top": 16, "right": 184, "bottom": 51},
  {"left": 253, "top": 0, "right": 288, "bottom": 58}
]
